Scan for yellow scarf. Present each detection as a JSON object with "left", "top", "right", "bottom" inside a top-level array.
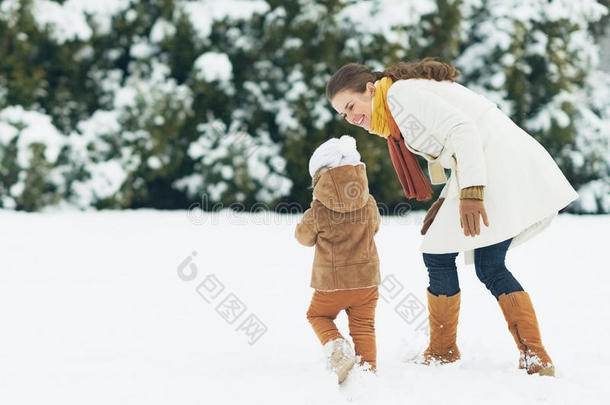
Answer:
[{"left": 369, "top": 77, "right": 394, "bottom": 139}]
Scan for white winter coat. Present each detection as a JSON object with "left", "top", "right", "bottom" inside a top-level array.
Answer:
[{"left": 380, "top": 78, "right": 579, "bottom": 264}]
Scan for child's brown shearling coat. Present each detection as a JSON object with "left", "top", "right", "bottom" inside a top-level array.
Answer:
[{"left": 295, "top": 164, "right": 381, "bottom": 291}]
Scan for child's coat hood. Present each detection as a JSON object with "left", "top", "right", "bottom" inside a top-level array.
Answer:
[{"left": 313, "top": 164, "right": 369, "bottom": 213}]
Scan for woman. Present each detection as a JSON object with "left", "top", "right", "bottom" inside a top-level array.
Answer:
[{"left": 325, "top": 59, "right": 578, "bottom": 376}]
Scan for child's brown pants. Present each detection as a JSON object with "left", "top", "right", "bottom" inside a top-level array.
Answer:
[{"left": 306, "top": 286, "right": 378, "bottom": 370}]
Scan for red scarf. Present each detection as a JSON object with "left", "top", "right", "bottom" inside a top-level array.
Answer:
[
  {"left": 387, "top": 123, "right": 433, "bottom": 201},
  {"left": 370, "top": 77, "right": 433, "bottom": 201}
]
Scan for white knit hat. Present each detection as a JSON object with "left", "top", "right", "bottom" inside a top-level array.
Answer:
[{"left": 308, "top": 135, "right": 363, "bottom": 177}]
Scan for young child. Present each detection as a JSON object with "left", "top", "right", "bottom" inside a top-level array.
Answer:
[{"left": 295, "top": 135, "right": 381, "bottom": 384}]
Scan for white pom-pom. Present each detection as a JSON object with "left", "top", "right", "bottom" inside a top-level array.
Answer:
[{"left": 338, "top": 135, "right": 357, "bottom": 157}]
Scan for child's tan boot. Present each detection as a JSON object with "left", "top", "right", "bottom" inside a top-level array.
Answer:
[{"left": 325, "top": 338, "right": 357, "bottom": 384}]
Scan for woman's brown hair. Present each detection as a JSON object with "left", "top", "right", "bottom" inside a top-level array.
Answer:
[{"left": 325, "top": 58, "right": 460, "bottom": 100}]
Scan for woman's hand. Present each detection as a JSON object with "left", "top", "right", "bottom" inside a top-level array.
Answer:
[
  {"left": 421, "top": 198, "right": 445, "bottom": 235},
  {"left": 459, "top": 199, "right": 489, "bottom": 237}
]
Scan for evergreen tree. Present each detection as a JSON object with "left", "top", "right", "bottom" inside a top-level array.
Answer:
[{"left": 0, "top": 0, "right": 607, "bottom": 213}]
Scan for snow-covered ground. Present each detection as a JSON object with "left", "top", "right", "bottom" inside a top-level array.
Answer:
[{"left": 0, "top": 209, "right": 608, "bottom": 404}]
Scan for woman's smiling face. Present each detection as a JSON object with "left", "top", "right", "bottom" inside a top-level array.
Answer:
[{"left": 330, "top": 82, "right": 376, "bottom": 131}]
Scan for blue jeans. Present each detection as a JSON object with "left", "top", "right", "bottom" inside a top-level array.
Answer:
[{"left": 422, "top": 238, "right": 524, "bottom": 300}]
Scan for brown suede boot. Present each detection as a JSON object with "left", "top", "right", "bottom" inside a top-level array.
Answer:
[
  {"left": 498, "top": 291, "right": 555, "bottom": 376},
  {"left": 422, "top": 289, "right": 461, "bottom": 364}
]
